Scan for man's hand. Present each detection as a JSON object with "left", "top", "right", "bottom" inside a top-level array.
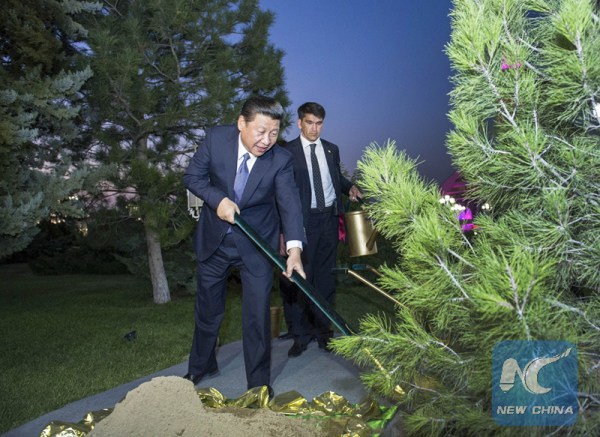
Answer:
[
  {"left": 283, "top": 247, "right": 305, "bottom": 280},
  {"left": 216, "top": 197, "right": 239, "bottom": 224},
  {"left": 349, "top": 185, "right": 363, "bottom": 202}
]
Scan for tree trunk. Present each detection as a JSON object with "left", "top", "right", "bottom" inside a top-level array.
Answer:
[{"left": 144, "top": 223, "right": 171, "bottom": 304}]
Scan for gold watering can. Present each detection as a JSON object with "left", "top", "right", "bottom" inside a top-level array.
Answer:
[{"left": 344, "top": 209, "right": 378, "bottom": 257}]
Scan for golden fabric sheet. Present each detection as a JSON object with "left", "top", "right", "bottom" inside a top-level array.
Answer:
[{"left": 40, "top": 387, "right": 398, "bottom": 437}]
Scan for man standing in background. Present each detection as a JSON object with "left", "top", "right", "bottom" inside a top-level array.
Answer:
[{"left": 282, "top": 102, "right": 362, "bottom": 358}]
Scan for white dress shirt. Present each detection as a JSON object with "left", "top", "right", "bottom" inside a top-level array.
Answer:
[
  {"left": 300, "top": 136, "right": 336, "bottom": 209},
  {"left": 237, "top": 136, "right": 302, "bottom": 252}
]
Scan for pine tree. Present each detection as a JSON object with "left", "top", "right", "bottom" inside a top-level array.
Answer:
[
  {"left": 0, "top": 0, "right": 101, "bottom": 258},
  {"left": 81, "top": 0, "right": 289, "bottom": 303},
  {"left": 333, "top": 1, "right": 600, "bottom": 435}
]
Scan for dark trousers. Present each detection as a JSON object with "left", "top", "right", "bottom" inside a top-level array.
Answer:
[
  {"left": 188, "top": 234, "right": 272, "bottom": 389},
  {"left": 279, "top": 274, "right": 294, "bottom": 332},
  {"left": 290, "top": 211, "right": 339, "bottom": 344}
]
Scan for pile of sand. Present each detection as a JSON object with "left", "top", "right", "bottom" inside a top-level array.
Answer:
[{"left": 88, "top": 376, "right": 324, "bottom": 437}]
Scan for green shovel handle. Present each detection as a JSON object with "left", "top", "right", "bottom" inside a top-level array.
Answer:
[{"left": 234, "top": 213, "right": 354, "bottom": 336}]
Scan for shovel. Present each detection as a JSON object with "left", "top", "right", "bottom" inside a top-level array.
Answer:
[
  {"left": 234, "top": 213, "right": 355, "bottom": 336},
  {"left": 235, "top": 214, "right": 405, "bottom": 396}
]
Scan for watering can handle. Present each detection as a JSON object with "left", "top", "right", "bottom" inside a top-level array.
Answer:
[
  {"left": 346, "top": 194, "right": 365, "bottom": 211},
  {"left": 366, "top": 229, "right": 379, "bottom": 251},
  {"left": 355, "top": 197, "right": 378, "bottom": 250}
]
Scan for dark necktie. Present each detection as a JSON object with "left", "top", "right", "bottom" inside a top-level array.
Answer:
[
  {"left": 310, "top": 144, "right": 325, "bottom": 210},
  {"left": 234, "top": 153, "right": 250, "bottom": 203}
]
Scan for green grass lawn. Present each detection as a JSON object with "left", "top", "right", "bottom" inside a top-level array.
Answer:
[{"left": 0, "top": 263, "right": 392, "bottom": 434}]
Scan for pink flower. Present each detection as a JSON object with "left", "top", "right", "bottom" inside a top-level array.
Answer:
[
  {"left": 458, "top": 208, "right": 473, "bottom": 221},
  {"left": 501, "top": 61, "right": 522, "bottom": 71}
]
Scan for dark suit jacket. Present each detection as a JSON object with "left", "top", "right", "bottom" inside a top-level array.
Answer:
[
  {"left": 184, "top": 125, "right": 304, "bottom": 274},
  {"left": 283, "top": 137, "right": 354, "bottom": 225}
]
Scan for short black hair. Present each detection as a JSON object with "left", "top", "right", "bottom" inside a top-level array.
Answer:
[
  {"left": 298, "top": 102, "right": 326, "bottom": 120},
  {"left": 240, "top": 96, "right": 284, "bottom": 122}
]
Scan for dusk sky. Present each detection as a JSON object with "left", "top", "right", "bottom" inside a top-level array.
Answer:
[{"left": 259, "top": 0, "right": 456, "bottom": 183}]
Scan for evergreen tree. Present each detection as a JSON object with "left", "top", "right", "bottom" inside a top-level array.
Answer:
[
  {"left": 81, "top": 0, "right": 289, "bottom": 304},
  {"left": 0, "top": 0, "right": 101, "bottom": 258},
  {"left": 334, "top": 1, "right": 600, "bottom": 435}
]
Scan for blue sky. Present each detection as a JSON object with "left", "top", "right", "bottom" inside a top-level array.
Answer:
[{"left": 259, "top": 0, "right": 456, "bottom": 182}]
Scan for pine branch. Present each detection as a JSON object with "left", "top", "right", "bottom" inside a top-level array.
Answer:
[
  {"left": 434, "top": 254, "right": 471, "bottom": 300},
  {"left": 545, "top": 298, "right": 600, "bottom": 332}
]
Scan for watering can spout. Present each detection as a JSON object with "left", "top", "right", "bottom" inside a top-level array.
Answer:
[{"left": 344, "top": 209, "right": 378, "bottom": 257}]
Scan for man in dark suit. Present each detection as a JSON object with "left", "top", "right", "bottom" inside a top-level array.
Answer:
[
  {"left": 282, "top": 102, "right": 362, "bottom": 358},
  {"left": 183, "top": 96, "right": 305, "bottom": 396}
]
